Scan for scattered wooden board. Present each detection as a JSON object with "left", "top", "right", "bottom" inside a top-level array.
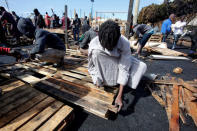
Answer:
[
  {"left": 169, "top": 84, "right": 180, "bottom": 131},
  {"left": 146, "top": 47, "right": 188, "bottom": 56}
]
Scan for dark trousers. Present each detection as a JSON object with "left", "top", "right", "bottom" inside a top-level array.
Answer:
[{"left": 73, "top": 28, "right": 79, "bottom": 41}]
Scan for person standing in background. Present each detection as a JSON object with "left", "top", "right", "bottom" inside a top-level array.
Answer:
[
  {"left": 161, "top": 14, "right": 176, "bottom": 42},
  {"left": 45, "top": 12, "right": 51, "bottom": 29}
]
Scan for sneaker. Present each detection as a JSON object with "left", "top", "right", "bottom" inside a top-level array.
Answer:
[{"left": 172, "top": 46, "right": 175, "bottom": 50}]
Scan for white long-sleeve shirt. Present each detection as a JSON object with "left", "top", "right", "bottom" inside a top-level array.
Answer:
[
  {"left": 88, "top": 35, "right": 132, "bottom": 86},
  {"left": 171, "top": 21, "right": 186, "bottom": 35}
]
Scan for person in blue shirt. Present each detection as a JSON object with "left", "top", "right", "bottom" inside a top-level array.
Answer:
[{"left": 161, "top": 14, "right": 175, "bottom": 42}]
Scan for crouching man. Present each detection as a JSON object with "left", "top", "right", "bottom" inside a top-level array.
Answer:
[
  {"left": 79, "top": 27, "right": 98, "bottom": 55},
  {"left": 88, "top": 20, "right": 147, "bottom": 111},
  {"left": 17, "top": 18, "right": 65, "bottom": 66}
]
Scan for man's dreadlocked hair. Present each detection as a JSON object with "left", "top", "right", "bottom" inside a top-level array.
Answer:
[{"left": 98, "top": 20, "right": 121, "bottom": 51}]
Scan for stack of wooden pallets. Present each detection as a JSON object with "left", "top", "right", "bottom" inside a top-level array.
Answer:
[
  {"left": 0, "top": 78, "right": 74, "bottom": 131},
  {"left": 148, "top": 34, "right": 163, "bottom": 43}
]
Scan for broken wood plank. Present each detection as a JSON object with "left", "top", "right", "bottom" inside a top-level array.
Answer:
[
  {"left": 169, "top": 84, "right": 180, "bottom": 131},
  {"left": 146, "top": 47, "right": 187, "bottom": 56},
  {"left": 150, "top": 79, "right": 197, "bottom": 88},
  {"left": 184, "top": 88, "right": 197, "bottom": 126}
]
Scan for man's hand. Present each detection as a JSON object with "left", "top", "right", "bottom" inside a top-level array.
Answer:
[
  {"left": 115, "top": 95, "right": 123, "bottom": 112},
  {"left": 114, "top": 84, "right": 124, "bottom": 112},
  {"left": 9, "top": 49, "right": 22, "bottom": 62}
]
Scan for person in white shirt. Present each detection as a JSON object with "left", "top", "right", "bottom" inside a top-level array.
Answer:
[
  {"left": 88, "top": 20, "right": 147, "bottom": 111},
  {"left": 171, "top": 16, "right": 186, "bottom": 49}
]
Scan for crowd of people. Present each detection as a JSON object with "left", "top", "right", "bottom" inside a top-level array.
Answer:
[{"left": 0, "top": 5, "right": 197, "bottom": 111}]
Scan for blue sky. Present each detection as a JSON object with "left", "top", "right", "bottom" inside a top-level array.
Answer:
[{"left": 0, "top": 0, "right": 164, "bottom": 19}]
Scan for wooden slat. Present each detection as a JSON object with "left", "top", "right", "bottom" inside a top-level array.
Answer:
[
  {"left": 54, "top": 75, "right": 116, "bottom": 98},
  {"left": 43, "top": 80, "right": 117, "bottom": 113},
  {"left": 37, "top": 105, "right": 73, "bottom": 131},
  {"left": 34, "top": 82, "right": 109, "bottom": 118},
  {"left": 0, "top": 80, "right": 25, "bottom": 92},
  {"left": 0, "top": 86, "right": 30, "bottom": 109},
  {"left": 0, "top": 93, "right": 48, "bottom": 127},
  {"left": 146, "top": 47, "right": 187, "bottom": 56},
  {"left": 169, "top": 84, "right": 180, "bottom": 131},
  {"left": 184, "top": 88, "right": 197, "bottom": 126},
  {"left": 16, "top": 74, "right": 42, "bottom": 85},
  {"left": 18, "top": 101, "right": 64, "bottom": 131},
  {"left": 0, "top": 87, "right": 39, "bottom": 116},
  {"left": 1, "top": 97, "right": 55, "bottom": 131},
  {"left": 0, "top": 85, "right": 27, "bottom": 102},
  {"left": 24, "top": 63, "right": 56, "bottom": 76},
  {"left": 47, "top": 78, "right": 114, "bottom": 104}
]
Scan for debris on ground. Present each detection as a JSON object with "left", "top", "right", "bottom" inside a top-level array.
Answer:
[
  {"left": 173, "top": 67, "right": 183, "bottom": 74},
  {"left": 146, "top": 76, "right": 197, "bottom": 129}
]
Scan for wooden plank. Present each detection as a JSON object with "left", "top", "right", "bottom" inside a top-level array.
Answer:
[
  {"left": 54, "top": 75, "right": 116, "bottom": 97},
  {"left": 37, "top": 105, "right": 73, "bottom": 131},
  {"left": 16, "top": 74, "right": 42, "bottom": 85},
  {"left": 0, "top": 93, "right": 48, "bottom": 127},
  {"left": 150, "top": 79, "right": 197, "bottom": 88},
  {"left": 24, "top": 63, "right": 56, "bottom": 76},
  {"left": 0, "top": 80, "right": 25, "bottom": 92},
  {"left": 1, "top": 97, "right": 56, "bottom": 131},
  {"left": 146, "top": 47, "right": 187, "bottom": 56},
  {"left": 34, "top": 82, "right": 109, "bottom": 118},
  {"left": 18, "top": 101, "right": 64, "bottom": 131},
  {"left": 165, "top": 86, "right": 172, "bottom": 122},
  {"left": 47, "top": 78, "right": 114, "bottom": 104},
  {"left": 169, "top": 84, "right": 180, "bottom": 131},
  {"left": 43, "top": 80, "right": 117, "bottom": 113},
  {"left": 0, "top": 85, "right": 27, "bottom": 101},
  {"left": 0, "top": 86, "right": 30, "bottom": 109},
  {"left": 61, "top": 70, "right": 92, "bottom": 83},
  {"left": 0, "top": 87, "right": 39, "bottom": 116},
  {"left": 184, "top": 88, "right": 197, "bottom": 126}
]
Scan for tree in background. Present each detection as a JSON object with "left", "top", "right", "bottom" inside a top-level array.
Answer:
[{"left": 138, "top": 0, "right": 197, "bottom": 24}]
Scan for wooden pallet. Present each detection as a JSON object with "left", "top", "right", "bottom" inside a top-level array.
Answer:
[
  {"left": 0, "top": 59, "right": 118, "bottom": 119},
  {"left": 148, "top": 34, "right": 163, "bottom": 43},
  {"left": 0, "top": 79, "right": 74, "bottom": 131}
]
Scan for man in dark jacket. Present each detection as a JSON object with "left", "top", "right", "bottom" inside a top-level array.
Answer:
[
  {"left": 17, "top": 18, "right": 65, "bottom": 65},
  {"left": 72, "top": 14, "right": 81, "bottom": 41},
  {"left": 0, "top": 7, "right": 20, "bottom": 42},
  {"left": 33, "top": 9, "right": 45, "bottom": 29},
  {"left": 79, "top": 27, "right": 98, "bottom": 55},
  {"left": 132, "top": 24, "right": 154, "bottom": 56},
  {"left": 0, "top": 22, "right": 7, "bottom": 44}
]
